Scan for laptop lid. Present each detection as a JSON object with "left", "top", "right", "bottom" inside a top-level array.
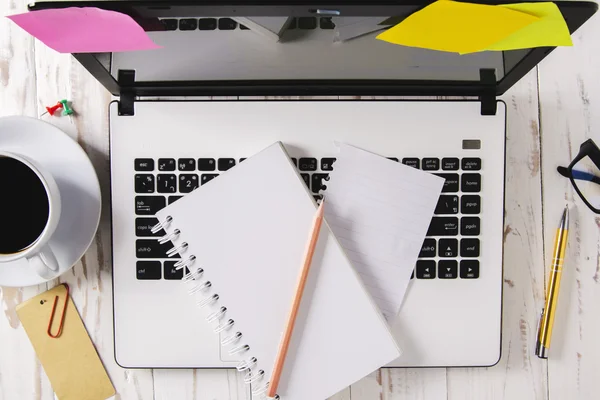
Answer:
[{"left": 29, "top": 1, "right": 597, "bottom": 101}]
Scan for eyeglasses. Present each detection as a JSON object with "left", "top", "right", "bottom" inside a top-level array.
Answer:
[{"left": 557, "top": 138, "right": 600, "bottom": 214}]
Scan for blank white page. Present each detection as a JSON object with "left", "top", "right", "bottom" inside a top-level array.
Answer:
[
  {"left": 156, "top": 142, "right": 400, "bottom": 400},
  {"left": 324, "top": 143, "right": 444, "bottom": 320}
]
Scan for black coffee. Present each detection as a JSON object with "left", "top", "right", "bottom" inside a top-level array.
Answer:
[{"left": 0, "top": 156, "right": 50, "bottom": 254}]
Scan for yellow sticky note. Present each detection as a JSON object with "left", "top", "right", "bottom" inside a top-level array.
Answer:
[
  {"left": 376, "top": 0, "right": 539, "bottom": 54},
  {"left": 483, "top": 2, "right": 573, "bottom": 52}
]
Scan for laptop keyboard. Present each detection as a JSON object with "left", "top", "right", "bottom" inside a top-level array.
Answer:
[
  {"left": 134, "top": 156, "right": 481, "bottom": 281},
  {"left": 159, "top": 17, "right": 335, "bottom": 32}
]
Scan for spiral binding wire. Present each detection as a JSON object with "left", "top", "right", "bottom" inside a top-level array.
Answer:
[
  {"left": 156, "top": 214, "right": 275, "bottom": 399},
  {"left": 158, "top": 229, "right": 180, "bottom": 244},
  {"left": 176, "top": 255, "right": 196, "bottom": 271}
]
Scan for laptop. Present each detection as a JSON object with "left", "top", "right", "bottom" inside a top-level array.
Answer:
[{"left": 31, "top": 0, "right": 596, "bottom": 369}]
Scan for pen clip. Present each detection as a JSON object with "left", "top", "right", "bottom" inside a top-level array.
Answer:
[{"left": 47, "top": 284, "right": 69, "bottom": 338}]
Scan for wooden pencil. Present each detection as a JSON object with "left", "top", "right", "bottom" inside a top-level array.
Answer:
[{"left": 267, "top": 200, "right": 326, "bottom": 398}]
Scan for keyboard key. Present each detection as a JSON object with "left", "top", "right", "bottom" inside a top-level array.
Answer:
[
  {"left": 438, "top": 239, "right": 458, "bottom": 257},
  {"left": 239, "top": 158, "right": 246, "bottom": 163},
  {"left": 438, "top": 260, "right": 458, "bottom": 279},
  {"left": 218, "top": 158, "right": 235, "bottom": 171},
  {"left": 158, "top": 158, "right": 176, "bottom": 171},
  {"left": 136, "top": 217, "right": 162, "bottom": 237},
  {"left": 179, "top": 18, "right": 198, "bottom": 31},
  {"left": 135, "top": 174, "right": 155, "bottom": 193},
  {"left": 157, "top": 174, "right": 177, "bottom": 193},
  {"left": 462, "top": 158, "right": 481, "bottom": 170},
  {"left": 291, "top": 158, "right": 298, "bottom": 167},
  {"left": 434, "top": 195, "right": 459, "bottom": 214},
  {"left": 416, "top": 260, "right": 436, "bottom": 279},
  {"left": 461, "top": 173, "right": 481, "bottom": 192},
  {"left": 435, "top": 173, "right": 459, "bottom": 193},
  {"left": 320, "top": 17, "right": 335, "bottom": 29},
  {"left": 164, "top": 261, "right": 184, "bottom": 280},
  {"left": 168, "top": 196, "right": 183, "bottom": 204},
  {"left": 427, "top": 217, "right": 459, "bottom": 236},
  {"left": 179, "top": 174, "right": 199, "bottom": 193},
  {"left": 311, "top": 173, "right": 329, "bottom": 194},
  {"left": 135, "top": 196, "right": 166, "bottom": 215},
  {"left": 298, "top": 17, "right": 317, "bottom": 29},
  {"left": 218, "top": 18, "right": 237, "bottom": 30},
  {"left": 460, "top": 238, "right": 480, "bottom": 257},
  {"left": 301, "top": 173, "right": 310, "bottom": 189},
  {"left": 299, "top": 158, "right": 317, "bottom": 171},
  {"left": 135, "top": 158, "right": 154, "bottom": 171},
  {"left": 460, "top": 260, "right": 480, "bottom": 279},
  {"left": 137, "top": 261, "right": 162, "bottom": 280},
  {"left": 161, "top": 19, "right": 178, "bottom": 31},
  {"left": 198, "top": 158, "right": 216, "bottom": 171},
  {"left": 461, "top": 217, "right": 480, "bottom": 236},
  {"left": 240, "top": 24, "right": 249, "bottom": 30},
  {"left": 402, "top": 158, "right": 420, "bottom": 169},
  {"left": 422, "top": 158, "right": 440, "bottom": 171},
  {"left": 178, "top": 158, "right": 196, "bottom": 171},
  {"left": 442, "top": 158, "right": 459, "bottom": 170},
  {"left": 313, "top": 195, "right": 322, "bottom": 203},
  {"left": 461, "top": 195, "right": 481, "bottom": 214},
  {"left": 418, "top": 238, "right": 436, "bottom": 258},
  {"left": 136, "top": 239, "right": 174, "bottom": 259},
  {"left": 198, "top": 18, "right": 217, "bottom": 30},
  {"left": 201, "top": 174, "right": 219, "bottom": 185},
  {"left": 411, "top": 269, "right": 415, "bottom": 280},
  {"left": 387, "top": 157, "right": 399, "bottom": 162},
  {"left": 321, "top": 158, "right": 336, "bottom": 171}
]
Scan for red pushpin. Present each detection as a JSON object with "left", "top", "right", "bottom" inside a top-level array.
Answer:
[{"left": 40, "top": 102, "right": 63, "bottom": 117}]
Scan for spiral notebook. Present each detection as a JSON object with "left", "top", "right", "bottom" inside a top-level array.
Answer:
[{"left": 155, "top": 142, "right": 401, "bottom": 399}]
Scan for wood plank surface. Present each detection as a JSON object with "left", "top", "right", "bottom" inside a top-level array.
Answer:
[
  {"left": 1, "top": 1, "right": 599, "bottom": 399},
  {"left": 538, "top": 17, "right": 600, "bottom": 400}
]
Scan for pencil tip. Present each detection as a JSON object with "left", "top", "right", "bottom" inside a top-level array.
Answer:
[{"left": 317, "top": 198, "right": 325, "bottom": 215}]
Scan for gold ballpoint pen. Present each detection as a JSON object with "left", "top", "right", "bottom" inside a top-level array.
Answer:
[{"left": 535, "top": 205, "right": 569, "bottom": 359}]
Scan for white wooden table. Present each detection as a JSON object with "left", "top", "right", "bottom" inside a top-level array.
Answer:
[{"left": 2, "top": 2, "right": 600, "bottom": 399}]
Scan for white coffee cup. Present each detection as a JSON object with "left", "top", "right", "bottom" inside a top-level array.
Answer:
[{"left": 0, "top": 151, "right": 62, "bottom": 279}]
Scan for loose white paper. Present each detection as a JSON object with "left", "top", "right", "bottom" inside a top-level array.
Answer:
[{"left": 324, "top": 143, "right": 444, "bottom": 320}]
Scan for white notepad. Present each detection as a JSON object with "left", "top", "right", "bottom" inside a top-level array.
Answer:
[
  {"left": 324, "top": 143, "right": 444, "bottom": 320},
  {"left": 156, "top": 142, "right": 400, "bottom": 400}
]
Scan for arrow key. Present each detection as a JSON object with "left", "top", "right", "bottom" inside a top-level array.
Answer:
[
  {"left": 438, "top": 260, "right": 458, "bottom": 279},
  {"left": 416, "top": 260, "right": 436, "bottom": 279},
  {"left": 460, "top": 260, "right": 479, "bottom": 279},
  {"left": 438, "top": 238, "right": 458, "bottom": 257}
]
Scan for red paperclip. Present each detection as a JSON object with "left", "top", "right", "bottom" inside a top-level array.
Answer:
[{"left": 47, "top": 284, "right": 69, "bottom": 338}]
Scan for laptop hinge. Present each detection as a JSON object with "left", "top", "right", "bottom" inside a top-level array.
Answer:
[
  {"left": 118, "top": 69, "right": 136, "bottom": 116},
  {"left": 479, "top": 68, "right": 497, "bottom": 116}
]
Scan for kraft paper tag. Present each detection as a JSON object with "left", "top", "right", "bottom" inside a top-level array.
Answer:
[{"left": 16, "top": 284, "right": 115, "bottom": 400}]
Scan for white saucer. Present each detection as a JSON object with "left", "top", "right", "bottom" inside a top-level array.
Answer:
[{"left": 0, "top": 116, "right": 101, "bottom": 287}]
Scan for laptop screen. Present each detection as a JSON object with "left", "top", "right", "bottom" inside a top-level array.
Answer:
[
  {"left": 110, "top": 12, "right": 529, "bottom": 83},
  {"left": 32, "top": 1, "right": 594, "bottom": 96}
]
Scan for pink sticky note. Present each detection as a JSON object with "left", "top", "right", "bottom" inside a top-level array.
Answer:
[{"left": 8, "top": 7, "right": 161, "bottom": 53}]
